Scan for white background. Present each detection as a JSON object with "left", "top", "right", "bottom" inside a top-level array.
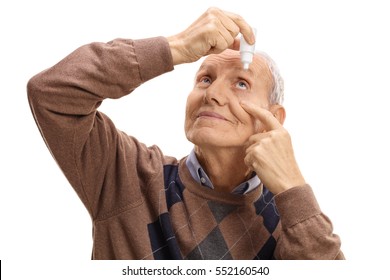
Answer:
[{"left": 1, "top": 0, "right": 389, "bottom": 278}]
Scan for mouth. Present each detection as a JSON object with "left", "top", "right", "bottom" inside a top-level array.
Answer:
[{"left": 197, "top": 111, "right": 227, "bottom": 121}]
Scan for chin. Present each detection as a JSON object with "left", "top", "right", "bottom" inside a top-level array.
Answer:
[
  {"left": 186, "top": 129, "right": 238, "bottom": 148},
  {"left": 187, "top": 128, "right": 216, "bottom": 144}
]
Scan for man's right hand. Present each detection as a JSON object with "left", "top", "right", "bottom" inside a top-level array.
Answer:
[{"left": 167, "top": 7, "right": 255, "bottom": 65}]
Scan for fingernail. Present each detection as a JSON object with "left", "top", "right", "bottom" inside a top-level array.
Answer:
[{"left": 250, "top": 34, "right": 256, "bottom": 44}]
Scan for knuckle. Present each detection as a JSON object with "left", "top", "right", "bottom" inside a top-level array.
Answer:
[
  {"left": 267, "top": 131, "right": 279, "bottom": 142},
  {"left": 207, "top": 7, "right": 220, "bottom": 15},
  {"left": 247, "top": 135, "right": 255, "bottom": 143},
  {"left": 206, "top": 17, "right": 221, "bottom": 30},
  {"left": 244, "top": 154, "right": 253, "bottom": 166},
  {"left": 234, "top": 14, "right": 244, "bottom": 22},
  {"left": 265, "top": 114, "right": 275, "bottom": 125},
  {"left": 233, "top": 25, "right": 240, "bottom": 34},
  {"left": 262, "top": 137, "right": 272, "bottom": 146},
  {"left": 250, "top": 144, "right": 263, "bottom": 157},
  {"left": 269, "top": 130, "right": 278, "bottom": 139},
  {"left": 226, "top": 35, "right": 235, "bottom": 44},
  {"left": 244, "top": 155, "right": 250, "bottom": 165},
  {"left": 279, "top": 128, "right": 290, "bottom": 139},
  {"left": 204, "top": 22, "right": 216, "bottom": 33},
  {"left": 219, "top": 40, "right": 230, "bottom": 50}
]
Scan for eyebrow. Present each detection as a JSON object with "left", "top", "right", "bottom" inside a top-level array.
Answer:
[{"left": 197, "top": 64, "right": 256, "bottom": 79}]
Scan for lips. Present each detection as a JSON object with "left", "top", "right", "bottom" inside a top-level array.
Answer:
[{"left": 197, "top": 111, "right": 227, "bottom": 121}]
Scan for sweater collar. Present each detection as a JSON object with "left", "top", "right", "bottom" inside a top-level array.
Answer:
[{"left": 185, "top": 149, "right": 261, "bottom": 195}]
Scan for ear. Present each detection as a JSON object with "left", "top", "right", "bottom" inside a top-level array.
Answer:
[{"left": 270, "top": 104, "right": 286, "bottom": 125}]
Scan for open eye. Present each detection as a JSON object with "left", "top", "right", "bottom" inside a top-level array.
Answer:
[
  {"left": 200, "top": 76, "right": 212, "bottom": 84},
  {"left": 235, "top": 80, "right": 249, "bottom": 90},
  {"left": 196, "top": 76, "right": 212, "bottom": 88}
]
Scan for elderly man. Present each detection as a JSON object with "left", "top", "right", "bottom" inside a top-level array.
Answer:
[{"left": 27, "top": 7, "right": 344, "bottom": 259}]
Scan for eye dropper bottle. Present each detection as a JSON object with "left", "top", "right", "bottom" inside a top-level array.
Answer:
[{"left": 240, "top": 28, "right": 257, "bottom": 70}]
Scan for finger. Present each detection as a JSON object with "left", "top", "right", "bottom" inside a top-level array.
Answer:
[
  {"left": 245, "top": 133, "right": 269, "bottom": 149},
  {"left": 204, "top": 9, "right": 240, "bottom": 52},
  {"left": 229, "top": 38, "right": 241, "bottom": 50},
  {"left": 216, "top": 11, "right": 241, "bottom": 39},
  {"left": 244, "top": 152, "right": 254, "bottom": 169},
  {"left": 240, "top": 101, "right": 282, "bottom": 131},
  {"left": 222, "top": 10, "right": 255, "bottom": 44},
  {"left": 206, "top": 7, "right": 255, "bottom": 44},
  {"left": 213, "top": 23, "right": 236, "bottom": 52},
  {"left": 244, "top": 149, "right": 261, "bottom": 171}
]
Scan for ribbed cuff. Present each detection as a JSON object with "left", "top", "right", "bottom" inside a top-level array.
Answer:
[{"left": 274, "top": 184, "right": 322, "bottom": 229}]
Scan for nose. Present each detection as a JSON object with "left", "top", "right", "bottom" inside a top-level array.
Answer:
[{"left": 203, "top": 79, "right": 228, "bottom": 106}]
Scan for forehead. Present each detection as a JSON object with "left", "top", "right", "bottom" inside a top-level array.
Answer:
[{"left": 198, "top": 49, "right": 271, "bottom": 81}]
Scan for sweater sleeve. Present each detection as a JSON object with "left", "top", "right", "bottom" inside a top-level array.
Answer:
[
  {"left": 27, "top": 37, "right": 174, "bottom": 220},
  {"left": 273, "top": 185, "right": 345, "bottom": 260}
]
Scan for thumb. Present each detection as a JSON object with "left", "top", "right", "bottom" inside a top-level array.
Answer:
[{"left": 229, "top": 38, "right": 240, "bottom": 51}]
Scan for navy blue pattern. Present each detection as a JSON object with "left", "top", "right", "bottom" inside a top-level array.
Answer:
[
  {"left": 254, "top": 236, "right": 277, "bottom": 260},
  {"left": 146, "top": 165, "right": 186, "bottom": 259},
  {"left": 254, "top": 186, "right": 280, "bottom": 233},
  {"left": 252, "top": 186, "right": 279, "bottom": 259},
  {"left": 163, "top": 165, "right": 185, "bottom": 209},
  {"left": 147, "top": 212, "right": 183, "bottom": 260}
]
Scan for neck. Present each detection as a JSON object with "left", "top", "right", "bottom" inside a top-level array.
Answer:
[{"left": 194, "top": 145, "right": 252, "bottom": 192}]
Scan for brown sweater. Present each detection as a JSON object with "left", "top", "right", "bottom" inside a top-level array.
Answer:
[{"left": 27, "top": 37, "right": 344, "bottom": 260}]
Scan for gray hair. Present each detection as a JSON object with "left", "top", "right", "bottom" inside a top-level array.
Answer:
[{"left": 255, "top": 51, "right": 284, "bottom": 105}]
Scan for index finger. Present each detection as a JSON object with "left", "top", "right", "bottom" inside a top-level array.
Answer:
[
  {"left": 221, "top": 10, "right": 255, "bottom": 44},
  {"left": 240, "top": 101, "right": 282, "bottom": 131}
]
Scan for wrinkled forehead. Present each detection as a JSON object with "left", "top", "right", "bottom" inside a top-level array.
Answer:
[
  {"left": 202, "top": 49, "right": 242, "bottom": 66},
  {"left": 198, "top": 49, "right": 273, "bottom": 84}
]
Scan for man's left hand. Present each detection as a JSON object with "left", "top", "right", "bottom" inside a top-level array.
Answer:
[{"left": 241, "top": 101, "right": 306, "bottom": 195}]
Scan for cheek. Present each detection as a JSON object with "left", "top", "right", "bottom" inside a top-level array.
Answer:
[
  {"left": 186, "top": 88, "right": 203, "bottom": 106},
  {"left": 230, "top": 101, "right": 263, "bottom": 136},
  {"left": 236, "top": 94, "right": 270, "bottom": 132},
  {"left": 184, "top": 103, "right": 193, "bottom": 132},
  {"left": 185, "top": 91, "right": 201, "bottom": 126},
  {"left": 230, "top": 100, "right": 253, "bottom": 125}
]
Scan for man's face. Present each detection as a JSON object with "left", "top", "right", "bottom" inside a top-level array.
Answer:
[{"left": 185, "top": 49, "right": 273, "bottom": 148}]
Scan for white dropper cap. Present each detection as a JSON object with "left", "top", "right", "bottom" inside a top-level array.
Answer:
[{"left": 240, "top": 28, "right": 257, "bottom": 70}]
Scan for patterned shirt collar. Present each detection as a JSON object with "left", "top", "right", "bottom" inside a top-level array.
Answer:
[{"left": 186, "top": 149, "right": 261, "bottom": 195}]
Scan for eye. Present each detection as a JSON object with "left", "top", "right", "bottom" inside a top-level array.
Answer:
[
  {"left": 200, "top": 76, "right": 212, "bottom": 84},
  {"left": 196, "top": 76, "right": 212, "bottom": 88},
  {"left": 235, "top": 80, "right": 249, "bottom": 90}
]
